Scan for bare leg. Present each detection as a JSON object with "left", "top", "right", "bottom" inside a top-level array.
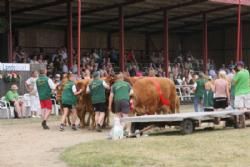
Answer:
[
  {"left": 14, "top": 101, "right": 21, "bottom": 118},
  {"left": 61, "top": 108, "right": 69, "bottom": 125},
  {"left": 95, "top": 112, "right": 100, "bottom": 126},
  {"left": 44, "top": 108, "right": 52, "bottom": 121},
  {"left": 98, "top": 112, "right": 105, "bottom": 126},
  {"left": 71, "top": 108, "right": 78, "bottom": 125}
]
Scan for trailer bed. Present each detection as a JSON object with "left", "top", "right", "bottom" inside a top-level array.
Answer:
[{"left": 121, "top": 110, "right": 250, "bottom": 135}]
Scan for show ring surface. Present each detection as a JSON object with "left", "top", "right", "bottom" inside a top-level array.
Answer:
[{"left": 122, "top": 110, "right": 250, "bottom": 135}]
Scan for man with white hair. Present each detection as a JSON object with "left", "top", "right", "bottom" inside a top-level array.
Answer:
[
  {"left": 233, "top": 61, "right": 250, "bottom": 110},
  {"left": 5, "top": 84, "right": 25, "bottom": 118}
]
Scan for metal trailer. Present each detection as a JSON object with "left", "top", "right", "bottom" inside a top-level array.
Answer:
[{"left": 121, "top": 110, "right": 250, "bottom": 135}]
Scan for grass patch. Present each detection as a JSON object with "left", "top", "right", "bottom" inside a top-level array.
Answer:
[{"left": 62, "top": 128, "right": 250, "bottom": 167}]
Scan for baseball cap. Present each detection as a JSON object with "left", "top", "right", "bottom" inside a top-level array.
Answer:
[{"left": 236, "top": 61, "right": 244, "bottom": 67}]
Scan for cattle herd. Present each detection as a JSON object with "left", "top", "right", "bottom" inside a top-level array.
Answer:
[{"left": 56, "top": 75, "right": 180, "bottom": 129}]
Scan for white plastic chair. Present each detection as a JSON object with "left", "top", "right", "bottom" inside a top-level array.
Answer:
[
  {"left": 22, "top": 94, "right": 31, "bottom": 117},
  {"left": 0, "top": 97, "right": 14, "bottom": 119}
]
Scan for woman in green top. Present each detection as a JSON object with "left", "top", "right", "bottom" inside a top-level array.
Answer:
[
  {"left": 59, "top": 73, "right": 83, "bottom": 131},
  {"left": 5, "top": 84, "right": 25, "bottom": 118}
]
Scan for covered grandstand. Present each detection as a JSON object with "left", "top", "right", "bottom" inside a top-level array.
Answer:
[{"left": 0, "top": 0, "right": 250, "bottom": 75}]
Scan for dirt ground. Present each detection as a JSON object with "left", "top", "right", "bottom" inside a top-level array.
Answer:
[{"left": 0, "top": 118, "right": 107, "bottom": 167}]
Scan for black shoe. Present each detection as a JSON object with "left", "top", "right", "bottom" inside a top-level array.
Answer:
[
  {"left": 42, "top": 121, "right": 50, "bottom": 130},
  {"left": 96, "top": 124, "right": 102, "bottom": 132},
  {"left": 59, "top": 124, "right": 65, "bottom": 131},
  {"left": 72, "top": 124, "right": 77, "bottom": 131}
]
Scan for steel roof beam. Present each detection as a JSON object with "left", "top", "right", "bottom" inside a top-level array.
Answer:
[
  {"left": 125, "top": 4, "right": 236, "bottom": 31},
  {"left": 85, "top": 0, "right": 207, "bottom": 28},
  {"left": 152, "top": 11, "right": 250, "bottom": 34},
  {"left": 0, "top": 0, "right": 73, "bottom": 16},
  {"left": 16, "top": 0, "right": 145, "bottom": 28}
]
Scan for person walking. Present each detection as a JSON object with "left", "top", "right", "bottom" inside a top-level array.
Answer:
[
  {"left": 86, "top": 71, "right": 110, "bottom": 132},
  {"left": 25, "top": 70, "right": 40, "bottom": 118},
  {"left": 36, "top": 68, "right": 56, "bottom": 129},
  {"left": 193, "top": 72, "right": 206, "bottom": 112},
  {"left": 233, "top": 61, "right": 250, "bottom": 110},
  {"left": 108, "top": 73, "right": 133, "bottom": 121},
  {"left": 59, "top": 72, "right": 83, "bottom": 131}
]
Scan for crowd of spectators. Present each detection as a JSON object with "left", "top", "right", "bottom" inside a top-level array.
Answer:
[{"left": 13, "top": 45, "right": 240, "bottom": 85}]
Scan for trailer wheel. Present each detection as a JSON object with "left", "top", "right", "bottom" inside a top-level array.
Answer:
[
  {"left": 234, "top": 115, "right": 246, "bottom": 129},
  {"left": 180, "top": 119, "right": 194, "bottom": 135}
]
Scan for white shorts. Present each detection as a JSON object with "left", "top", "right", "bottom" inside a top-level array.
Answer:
[
  {"left": 234, "top": 93, "right": 250, "bottom": 109},
  {"left": 30, "top": 95, "right": 41, "bottom": 112}
]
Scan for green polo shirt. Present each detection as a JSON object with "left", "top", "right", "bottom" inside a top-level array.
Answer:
[
  {"left": 112, "top": 80, "right": 131, "bottom": 102},
  {"left": 89, "top": 79, "right": 106, "bottom": 104},
  {"left": 62, "top": 80, "right": 77, "bottom": 105},
  {"left": 233, "top": 69, "right": 250, "bottom": 96},
  {"left": 5, "top": 90, "right": 19, "bottom": 102}
]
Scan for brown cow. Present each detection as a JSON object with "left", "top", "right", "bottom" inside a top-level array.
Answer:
[
  {"left": 132, "top": 77, "right": 179, "bottom": 115},
  {"left": 75, "top": 79, "right": 95, "bottom": 128}
]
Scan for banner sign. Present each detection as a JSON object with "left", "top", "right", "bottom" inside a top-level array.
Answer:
[
  {"left": 0, "top": 63, "right": 30, "bottom": 71},
  {"left": 209, "top": 0, "right": 250, "bottom": 6}
]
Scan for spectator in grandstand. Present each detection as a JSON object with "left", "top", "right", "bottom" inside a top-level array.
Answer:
[
  {"left": 25, "top": 71, "right": 40, "bottom": 118},
  {"left": 72, "top": 60, "right": 78, "bottom": 74},
  {"left": 30, "top": 55, "right": 39, "bottom": 64},
  {"left": 60, "top": 72, "right": 83, "bottom": 131},
  {"left": 36, "top": 68, "right": 56, "bottom": 130},
  {"left": 62, "top": 60, "right": 69, "bottom": 73},
  {"left": 213, "top": 70, "right": 230, "bottom": 110},
  {"left": 193, "top": 72, "right": 206, "bottom": 112},
  {"left": 233, "top": 61, "right": 250, "bottom": 110},
  {"left": 60, "top": 47, "right": 68, "bottom": 60},
  {"left": 111, "top": 49, "right": 118, "bottom": 64},
  {"left": 126, "top": 50, "right": 137, "bottom": 65},
  {"left": 5, "top": 84, "right": 25, "bottom": 118}
]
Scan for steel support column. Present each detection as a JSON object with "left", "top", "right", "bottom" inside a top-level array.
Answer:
[
  {"left": 67, "top": 1, "right": 73, "bottom": 68},
  {"left": 119, "top": 7, "right": 125, "bottom": 72},
  {"left": 77, "top": 0, "right": 81, "bottom": 76},
  {"left": 6, "top": 0, "right": 12, "bottom": 62},
  {"left": 203, "top": 14, "right": 208, "bottom": 73},
  {"left": 163, "top": 10, "right": 169, "bottom": 77},
  {"left": 240, "top": 22, "right": 243, "bottom": 60},
  {"left": 236, "top": 0, "right": 241, "bottom": 61}
]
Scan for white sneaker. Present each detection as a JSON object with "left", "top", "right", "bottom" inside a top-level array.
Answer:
[{"left": 32, "top": 115, "right": 36, "bottom": 118}]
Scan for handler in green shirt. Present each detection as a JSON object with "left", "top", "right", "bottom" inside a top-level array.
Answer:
[
  {"left": 86, "top": 71, "right": 110, "bottom": 132},
  {"left": 60, "top": 72, "right": 83, "bottom": 131},
  {"left": 233, "top": 61, "right": 250, "bottom": 109},
  {"left": 108, "top": 73, "right": 133, "bottom": 118},
  {"left": 36, "top": 68, "right": 56, "bottom": 129}
]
